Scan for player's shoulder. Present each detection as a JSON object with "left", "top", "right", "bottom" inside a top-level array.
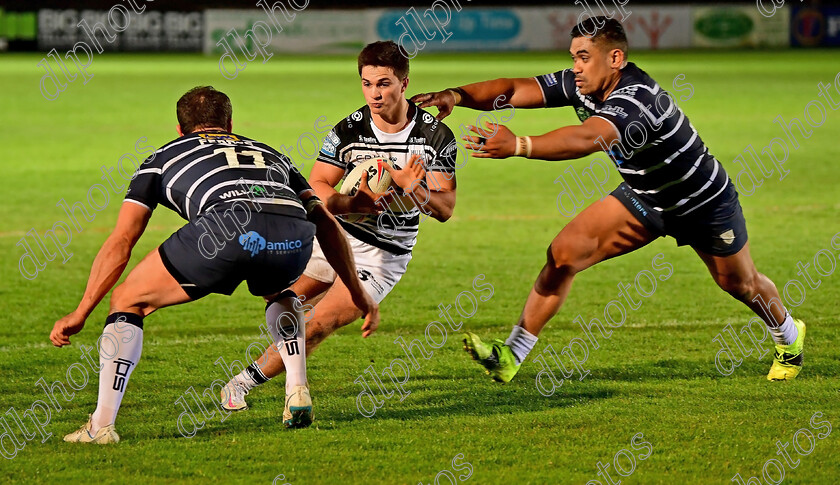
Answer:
[
  {"left": 414, "top": 103, "right": 455, "bottom": 143},
  {"left": 607, "top": 63, "right": 661, "bottom": 103},
  {"left": 250, "top": 140, "right": 293, "bottom": 163},
  {"left": 536, "top": 68, "right": 574, "bottom": 86},
  {"left": 147, "top": 134, "right": 204, "bottom": 166},
  {"left": 331, "top": 105, "right": 370, "bottom": 136}
]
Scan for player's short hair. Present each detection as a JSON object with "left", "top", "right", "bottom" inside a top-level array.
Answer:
[
  {"left": 176, "top": 86, "right": 232, "bottom": 134},
  {"left": 571, "top": 16, "right": 628, "bottom": 55},
  {"left": 357, "top": 41, "right": 409, "bottom": 80}
]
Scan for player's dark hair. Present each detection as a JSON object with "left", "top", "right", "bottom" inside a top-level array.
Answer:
[
  {"left": 571, "top": 16, "right": 628, "bottom": 55},
  {"left": 177, "top": 86, "right": 232, "bottom": 134},
  {"left": 357, "top": 41, "right": 409, "bottom": 80}
]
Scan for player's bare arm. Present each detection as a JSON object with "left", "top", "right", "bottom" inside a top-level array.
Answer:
[
  {"left": 304, "top": 191, "right": 380, "bottom": 337},
  {"left": 463, "top": 116, "right": 618, "bottom": 161},
  {"left": 411, "top": 77, "right": 545, "bottom": 120},
  {"left": 309, "top": 160, "right": 391, "bottom": 216},
  {"left": 50, "top": 202, "right": 151, "bottom": 347}
]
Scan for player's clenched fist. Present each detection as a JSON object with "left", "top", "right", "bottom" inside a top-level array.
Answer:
[
  {"left": 410, "top": 90, "right": 458, "bottom": 120},
  {"left": 50, "top": 311, "right": 86, "bottom": 347}
]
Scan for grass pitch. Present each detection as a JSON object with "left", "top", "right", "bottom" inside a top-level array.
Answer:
[{"left": 1, "top": 50, "right": 839, "bottom": 484}]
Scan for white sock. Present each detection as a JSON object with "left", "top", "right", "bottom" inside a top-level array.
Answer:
[
  {"left": 231, "top": 364, "right": 264, "bottom": 392},
  {"left": 91, "top": 314, "right": 144, "bottom": 432},
  {"left": 266, "top": 293, "right": 306, "bottom": 394},
  {"left": 769, "top": 312, "right": 798, "bottom": 346},
  {"left": 505, "top": 326, "right": 539, "bottom": 364}
]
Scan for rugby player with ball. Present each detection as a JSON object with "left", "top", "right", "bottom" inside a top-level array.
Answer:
[{"left": 218, "top": 41, "right": 458, "bottom": 414}]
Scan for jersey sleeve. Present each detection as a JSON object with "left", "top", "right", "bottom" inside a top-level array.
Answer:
[
  {"left": 534, "top": 69, "right": 576, "bottom": 108},
  {"left": 427, "top": 124, "right": 457, "bottom": 175},
  {"left": 287, "top": 166, "right": 314, "bottom": 197},
  {"left": 124, "top": 154, "right": 161, "bottom": 211},
  {"left": 593, "top": 87, "right": 658, "bottom": 143},
  {"left": 316, "top": 120, "right": 351, "bottom": 170}
]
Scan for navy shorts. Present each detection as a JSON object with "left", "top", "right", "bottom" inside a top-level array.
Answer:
[
  {"left": 159, "top": 206, "right": 315, "bottom": 299},
  {"left": 610, "top": 180, "right": 748, "bottom": 256}
]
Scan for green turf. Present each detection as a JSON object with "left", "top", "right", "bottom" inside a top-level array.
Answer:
[{"left": 1, "top": 50, "right": 839, "bottom": 484}]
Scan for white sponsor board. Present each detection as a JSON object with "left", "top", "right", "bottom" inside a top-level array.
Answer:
[
  {"left": 693, "top": 6, "right": 790, "bottom": 48},
  {"left": 518, "top": 6, "right": 692, "bottom": 50},
  {"left": 367, "top": 6, "right": 692, "bottom": 53},
  {"left": 202, "top": 6, "right": 786, "bottom": 55},
  {"left": 204, "top": 9, "right": 366, "bottom": 55}
]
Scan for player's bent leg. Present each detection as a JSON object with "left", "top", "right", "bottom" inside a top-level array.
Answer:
[
  {"left": 70, "top": 248, "right": 193, "bottom": 443},
  {"left": 260, "top": 290, "right": 313, "bottom": 428},
  {"left": 246, "top": 279, "right": 365, "bottom": 376},
  {"left": 109, "top": 247, "right": 193, "bottom": 315},
  {"left": 523, "top": 195, "right": 656, "bottom": 335},
  {"left": 221, "top": 276, "right": 332, "bottom": 412},
  {"left": 465, "top": 195, "right": 656, "bottom": 383},
  {"left": 694, "top": 243, "right": 806, "bottom": 380}
]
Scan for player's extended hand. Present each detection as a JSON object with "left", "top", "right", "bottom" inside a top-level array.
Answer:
[
  {"left": 348, "top": 171, "right": 393, "bottom": 214},
  {"left": 463, "top": 121, "right": 516, "bottom": 159},
  {"left": 50, "top": 311, "right": 86, "bottom": 347},
  {"left": 410, "top": 90, "right": 457, "bottom": 120},
  {"left": 358, "top": 295, "right": 380, "bottom": 338},
  {"left": 381, "top": 155, "right": 426, "bottom": 192}
]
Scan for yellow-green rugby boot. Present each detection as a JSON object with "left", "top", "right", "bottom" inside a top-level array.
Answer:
[
  {"left": 462, "top": 332, "right": 521, "bottom": 383},
  {"left": 767, "top": 319, "right": 806, "bottom": 381}
]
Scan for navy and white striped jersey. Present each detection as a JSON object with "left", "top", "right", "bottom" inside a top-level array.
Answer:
[
  {"left": 535, "top": 63, "right": 730, "bottom": 216},
  {"left": 317, "top": 103, "right": 457, "bottom": 255},
  {"left": 125, "top": 131, "right": 312, "bottom": 221}
]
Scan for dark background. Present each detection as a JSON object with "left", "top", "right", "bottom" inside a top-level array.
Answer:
[{"left": 6, "top": 0, "right": 840, "bottom": 11}]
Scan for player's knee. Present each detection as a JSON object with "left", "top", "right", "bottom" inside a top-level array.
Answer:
[
  {"left": 547, "top": 237, "right": 593, "bottom": 275},
  {"left": 110, "top": 284, "right": 130, "bottom": 310},
  {"left": 110, "top": 283, "right": 154, "bottom": 316},
  {"left": 716, "top": 271, "right": 757, "bottom": 301}
]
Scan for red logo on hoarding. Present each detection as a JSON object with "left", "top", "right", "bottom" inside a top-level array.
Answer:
[
  {"left": 794, "top": 9, "right": 825, "bottom": 46},
  {"left": 625, "top": 12, "right": 673, "bottom": 50}
]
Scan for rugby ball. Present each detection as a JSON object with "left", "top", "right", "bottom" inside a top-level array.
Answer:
[
  {"left": 340, "top": 158, "right": 393, "bottom": 197},
  {"left": 340, "top": 158, "right": 393, "bottom": 223}
]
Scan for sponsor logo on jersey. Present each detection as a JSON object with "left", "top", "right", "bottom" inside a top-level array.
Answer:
[
  {"left": 219, "top": 185, "right": 267, "bottom": 200},
  {"left": 321, "top": 131, "right": 340, "bottom": 157},
  {"left": 239, "top": 230, "right": 303, "bottom": 256},
  {"left": 198, "top": 133, "right": 240, "bottom": 145},
  {"left": 440, "top": 140, "right": 458, "bottom": 163},
  {"left": 359, "top": 136, "right": 378, "bottom": 143},
  {"left": 408, "top": 137, "right": 427, "bottom": 144},
  {"left": 598, "top": 104, "right": 628, "bottom": 119},
  {"left": 611, "top": 85, "right": 640, "bottom": 97},
  {"left": 422, "top": 113, "right": 435, "bottom": 124},
  {"left": 351, "top": 111, "right": 363, "bottom": 122},
  {"left": 441, "top": 140, "right": 459, "bottom": 159},
  {"left": 251, "top": 185, "right": 268, "bottom": 196},
  {"left": 575, "top": 107, "right": 592, "bottom": 122},
  {"left": 542, "top": 73, "right": 558, "bottom": 86}
]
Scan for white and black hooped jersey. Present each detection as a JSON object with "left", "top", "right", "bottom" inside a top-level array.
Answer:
[
  {"left": 536, "top": 63, "right": 730, "bottom": 216},
  {"left": 126, "top": 131, "right": 313, "bottom": 221},
  {"left": 318, "top": 103, "right": 457, "bottom": 255}
]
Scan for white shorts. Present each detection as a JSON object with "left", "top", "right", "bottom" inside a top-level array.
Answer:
[{"left": 303, "top": 230, "right": 411, "bottom": 303}]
